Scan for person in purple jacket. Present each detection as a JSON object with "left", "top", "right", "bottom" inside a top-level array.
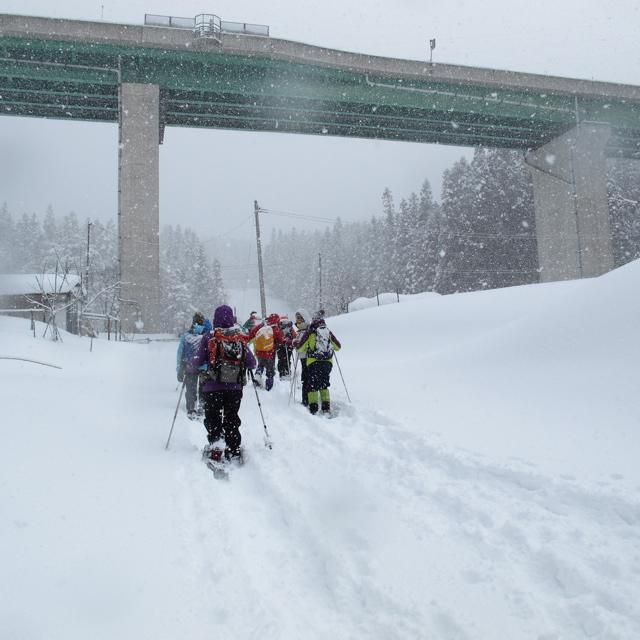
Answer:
[{"left": 192, "top": 304, "right": 256, "bottom": 461}]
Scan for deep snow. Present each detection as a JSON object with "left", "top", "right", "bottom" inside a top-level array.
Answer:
[{"left": 1, "top": 263, "right": 639, "bottom": 639}]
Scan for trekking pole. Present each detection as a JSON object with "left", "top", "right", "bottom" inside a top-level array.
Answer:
[
  {"left": 165, "top": 380, "right": 186, "bottom": 450},
  {"left": 288, "top": 351, "right": 299, "bottom": 406},
  {"left": 249, "top": 370, "right": 272, "bottom": 449},
  {"left": 334, "top": 353, "right": 352, "bottom": 403}
]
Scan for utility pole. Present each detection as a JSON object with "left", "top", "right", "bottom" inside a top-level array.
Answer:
[
  {"left": 254, "top": 200, "right": 267, "bottom": 318},
  {"left": 318, "top": 252, "right": 322, "bottom": 310},
  {"left": 85, "top": 220, "right": 92, "bottom": 299},
  {"left": 79, "top": 219, "right": 92, "bottom": 335}
]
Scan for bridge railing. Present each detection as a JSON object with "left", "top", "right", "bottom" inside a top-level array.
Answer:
[
  {"left": 220, "top": 21, "right": 269, "bottom": 37},
  {"left": 144, "top": 14, "right": 194, "bottom": 29},
  {"left": 144, "top": 13, "right": 270, "bottom": 37}
]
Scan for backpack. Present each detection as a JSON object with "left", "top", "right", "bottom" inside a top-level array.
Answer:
[
  {"left": 309, "top": 325, "right": 334, "bottom": 360},
  {"left": 182, "top": 333, "right": 202, "bottom": 367},
  {"left": 207, "top": 328, "right": 248, "bottom": 384},
  {"left": 255, "top": 325, "right": 275, "bottom": 352},
  {"left": 280, "top": 320, "right": 294, "bottom": 339}
]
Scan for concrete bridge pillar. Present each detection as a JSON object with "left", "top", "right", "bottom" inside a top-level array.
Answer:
[
  {"left": 118, "top": 83, "right": 161, "bottom": 333},
  {"left": 526, "top": 123, "right": 614, "bottom": 282}
]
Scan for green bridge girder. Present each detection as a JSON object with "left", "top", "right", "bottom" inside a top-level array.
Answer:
[{"left": 1, "top": 20, "right": 640, "bottom": 157}]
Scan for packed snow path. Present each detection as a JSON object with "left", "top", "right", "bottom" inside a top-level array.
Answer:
[{"left": 169, "top": 380, "right": 640, "bottom": 640}]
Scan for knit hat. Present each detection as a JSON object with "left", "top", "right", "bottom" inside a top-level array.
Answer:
[{"left": 192, "top": 311, "right": 205, "bottom": 326}]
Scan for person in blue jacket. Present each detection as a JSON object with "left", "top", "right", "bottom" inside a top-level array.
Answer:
[{"left": 176, "top": 311, "right": 208, "bottom": 419}]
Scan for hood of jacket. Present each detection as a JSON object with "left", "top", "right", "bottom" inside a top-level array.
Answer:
[{"left": 295, "top": 308, "right": 311, "bottom": 326}]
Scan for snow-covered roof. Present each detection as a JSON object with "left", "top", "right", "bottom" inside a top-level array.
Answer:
[{"left": 0, "top": 273, "right": 81, "bottom": 296}]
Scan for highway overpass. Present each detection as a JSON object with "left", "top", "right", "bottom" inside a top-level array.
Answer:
[{"left": 2, "top": 13, "right": 639, "bottom": 331}]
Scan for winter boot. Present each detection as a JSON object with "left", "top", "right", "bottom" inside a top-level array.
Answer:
[
  {"left": 224, "top": 447, "right": 243, "bottom": 463},
  {"left": 265, "top": 376, "right": 274, "bottom": 391},
  {"left": 321, "top": 401, "right": 331, "bottom": 414},
  {"left": 308, "top": 402, "right": 319, "bottom": 415}
]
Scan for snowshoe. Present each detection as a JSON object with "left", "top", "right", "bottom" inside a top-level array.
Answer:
[
  {"left": 203, "top": 446, "right": 228, "bottom": 479},
  {"left": 202, "top": 444, "right": 244, "bottom": 479}
]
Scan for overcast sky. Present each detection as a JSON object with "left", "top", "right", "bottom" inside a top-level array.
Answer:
[{"left": 1, "top": 0, "right": 639, "bottom": 244}]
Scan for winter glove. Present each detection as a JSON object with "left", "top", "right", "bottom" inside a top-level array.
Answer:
[{"left": 177, "top": 369, "right": 184, "bottom": 383}]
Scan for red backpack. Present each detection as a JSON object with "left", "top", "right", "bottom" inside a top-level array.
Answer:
[{"left": 207, "top": 328, "right": 249, "bottom": 384}]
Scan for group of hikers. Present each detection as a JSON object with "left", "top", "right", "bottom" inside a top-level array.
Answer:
[{"left": 176, "top": 305, "right": 341, "bottom": 463}]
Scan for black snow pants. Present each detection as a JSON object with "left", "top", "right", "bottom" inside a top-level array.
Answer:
[
  {"left": 277, "top": 344, "right": 292, "bottom": 378},
  {"left": 203, "top": 389, "right": 243, "bottom": 454},
  {"left": 299, "top": 357, "right": 310, "bottom": 406}
]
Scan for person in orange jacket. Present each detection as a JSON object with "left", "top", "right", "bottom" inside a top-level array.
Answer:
[{"left": 248, "top": 313, "right": 285, "bottom": 391}]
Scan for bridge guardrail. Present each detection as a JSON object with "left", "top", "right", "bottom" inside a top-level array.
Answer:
[
  {"left": 221, "top": 21, "right": 269, "bottom": 37},
  {"left": 144, "top": 14, "right": 194, "bottom": 29},
  {"left": 144, "top": 13, "right": 269, "bottom": 37}
]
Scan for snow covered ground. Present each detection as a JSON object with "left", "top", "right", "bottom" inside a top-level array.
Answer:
[{"left": 1, "top": 262, "right": 639, "bottom": 640}]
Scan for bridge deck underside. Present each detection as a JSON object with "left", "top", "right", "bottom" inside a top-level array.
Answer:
[{"left": 1, "top": 35, "right": 639, "bottom": 157}]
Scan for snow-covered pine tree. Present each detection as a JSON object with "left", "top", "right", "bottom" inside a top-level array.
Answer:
[{"left": 0, "top": 202, "right": 15, "bottom": 271}]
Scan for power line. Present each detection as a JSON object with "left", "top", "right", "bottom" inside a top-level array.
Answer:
[
  {"left": 218, "top": 262, "right": 285, "bottom": 270},
  {"left": 441, "top": 231, "right": 536, "bottom": 240},
  {"left": 443, "top": 269, "right": 539, "bottom": 275},
  {"left": 202, "top": 214, "right": 254, "bottom": 243},
  {"left": 258, "top": 207, "right": 335, "bottom": 224}
]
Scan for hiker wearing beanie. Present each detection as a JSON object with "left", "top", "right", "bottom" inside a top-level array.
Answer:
[
  {"left": 292, "top": 308, "right": 311, "bottom": 406},
  {"left": 192, "top": 304, "right": 256, "bottom": 461},
  {"left": 296, "top": 309, "right": 341, "bottom": 415},
  {"left": 176, "top": 311, "right": 207, "bottom": 419}
]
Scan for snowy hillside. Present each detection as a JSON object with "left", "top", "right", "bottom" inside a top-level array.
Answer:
[{"left": 1, "top": 263, "right": 639, "bottom": 640}]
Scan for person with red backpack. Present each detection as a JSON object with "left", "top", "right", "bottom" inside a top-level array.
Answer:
[
  {"left": 192, "top": 304, "right": 256, "bottom": 461},
  {"left": 248, "top": 313, "right": 285, "bottom": 391},
  {"left": 296, "top": 310, "right": 341, "bottom": 415}
]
